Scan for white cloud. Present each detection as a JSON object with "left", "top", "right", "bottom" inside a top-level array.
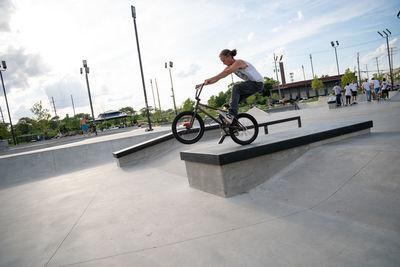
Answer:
[
  {"left": 271, "top": 26, "right": 282, "bottom": 33},
  {"left": 248, "top": 32, "right": 255, "bottom": 42},
  {"left": 0, "top": 0, "right": 14, "bottom": 32},
  {"left": 0, "top": 0, "right": 397, "bottom": 122},
  {"left": 289, "top": 10, "right": 303, "bottom": 23},
  {"left": 361, "top": 38, "right": 398, "bottom": 64}
]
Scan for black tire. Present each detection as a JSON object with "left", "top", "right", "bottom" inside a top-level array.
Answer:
[
  {"left": 229, "top": 113, "right": 258, "bottom": 145},
  {"left": 172, "top": 111, "right": 205, "bottom": 144}
]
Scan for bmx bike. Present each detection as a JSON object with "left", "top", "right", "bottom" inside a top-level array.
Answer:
[{"left": 171, "top": 84, "right": 259, "bottom": 145}]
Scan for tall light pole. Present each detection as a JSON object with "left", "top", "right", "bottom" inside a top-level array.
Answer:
[
  {"left": 165, "top": 61, "right": 177, "bottom": 115},
  {"left": 0, "top": 61, "right": 16, "bottom": 145},
  {"left": 309, "top": 54, "right": 315, "bottom": 78},
  {"left": 273, "top": 53, "right": 283, "bottom": 99},
  {"left": 154, "top": 78, "right": 162, "bottom": 120},
  {"left": 331, "top": 41, "right": 340, "bottom": 75},
  {"left": 301, "top": 65, "right": 306, "bottom": 80},
  {"left": 80, "top": 60, "right": 97, "bottom": 135},
  {"left": 377, "top": 29, "right": 394, "bottom": 90},
  {"left": 0, "top": 106, "right": 5, "bottom": 124},
  {"left": 131, "top": 5, "right": 153, "bottom": 131},
  {"left": 150, "top": 79, "right": 157, "bottom": 121},
  {"left": 71, "top": 94, "right": 76, "bottom": 117}
]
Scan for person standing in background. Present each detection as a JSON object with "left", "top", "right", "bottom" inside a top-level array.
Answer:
[
  {"left": 362, "top": 78, "right": 372, "bottom": 102},
  {"left": 350, "top": 80, "right": 358, "bottom": 104},
  {"left": 344, "top": 83, "right": 352, "bottom": 106}
]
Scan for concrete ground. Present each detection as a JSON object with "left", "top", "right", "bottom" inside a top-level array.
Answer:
[{"left": 1, "top": 94, "right": 400, "bottom": 267}]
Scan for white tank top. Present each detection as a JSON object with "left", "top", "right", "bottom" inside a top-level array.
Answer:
[{"left": 234, "top": 60, "right": 264, "bottom": 82}]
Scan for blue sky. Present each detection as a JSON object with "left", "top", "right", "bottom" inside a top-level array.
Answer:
[{"left": 0, "top": 0, "right": 399, "bottom": 121}]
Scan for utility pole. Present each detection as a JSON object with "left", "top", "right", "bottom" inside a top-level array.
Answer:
[
  {"left": 331, "top": 41, "right": 340, "bottom": 75},
  {"left": 150, "top": 79, "right": 157, "bottom": 121},
  {"left": 154, "top": 78, "right": 162, "bottom": 120},
  {"left": 165, "top": 61, "right": 177, "bottom": 115},
  {"left": 273, "top": 53, "right": 283, "bottom": 99},
  {"left": 71, "top": 95, "right": 76, "bottom": 117},
  {"left": 80, "top": 60, "right": 97, "bottom": 135},
  {"left": 357, "top": 52, "right": 362, "bottom": 87},
  {"left": 51, "top": 96, "right": 57, "bottom": 118},
  {"left": 309, "top": 54, "right": 315, "bottom": 78},
  {"left": 0, "top": 106, "right": 5, "bottom": 124},
  {"left": 390, "top": 47, "right": 394, "bottom": 71},
  {"left": 375, "top": 57, "right": 380, "bottom": 75},
  {"left": 366, "top": 64, "right": 369, "bottom": 79},
  {"left": 377, "top": 29, "right": 394, "bottom": 90},
  {"left": 301, "top": 65, "right": 306, "bottom": 80},
  {"left": 0, "top": 60, "right": 16, "bottom": 145},
  {"left": 131, "top": 5, "right": 153, "bottom": 131}
]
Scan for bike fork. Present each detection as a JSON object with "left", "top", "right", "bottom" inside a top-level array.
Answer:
[{"left": 218, "top": 127, "right": 230, "bottom": 144}]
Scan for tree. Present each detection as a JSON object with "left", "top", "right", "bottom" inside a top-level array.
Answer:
[
  {"left": 119, "top": 106, "right": 135, "bottom": 115},
  {"left": 262, "top": 77, "right": 278, "bottom": 97},
  {"left": 181, "top": 98, "right": 195, "bottom": 111},
  {"left": 0, "top": 123, "right": 11, "bottom": 140},
  {"left": 320, "top": 74, "right": 329, "bottom": 78},
  {"left": 311, "top": 76, "right": 324, "bottom": 90},
  {"left": 372, "top": 72, "right": 384, "bottom": 83},
  {"left": 341, "top": 68, "right": 357, "bottom": 87},
  {"left": 15, "top": 117, "right": 36, "bottom": 135},
  {"left": 31, "top": 101, "right": 51, "bottom": 121},
  {"left": 246, "top": 95, "right": 256, "bottom": 105},
  {"left": 207, "top": 89, "right": 231, "bottom": 108},
  {"left": 30, "top": 101, "right": 51, "bottom": 136}
]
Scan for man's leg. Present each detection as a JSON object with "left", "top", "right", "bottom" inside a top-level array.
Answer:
[{"left": 229, "top": 81, "right": 262, "bottom": 116}]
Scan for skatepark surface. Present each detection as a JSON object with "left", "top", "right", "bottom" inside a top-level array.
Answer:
[{"left": 1, "top": 95, "right": 400, "bottom": 266}]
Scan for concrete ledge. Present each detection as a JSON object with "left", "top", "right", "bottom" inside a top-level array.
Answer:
[
  {"left": 0, "top": 130, "right": 169, "bottom": 185},
  {"left": 113, "top": 115, "right": 302, "bottom": 168},
  {"left": 0, "top": 140, "right": 8, "bottom": 151},
  {"left": 113, "top": 126, "right": 222, "bottom": 167},
  {"left": 181, "top": 120, "right": 373, "bottom": 197}
]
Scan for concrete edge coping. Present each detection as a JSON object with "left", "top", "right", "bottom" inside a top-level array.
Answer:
[
  {"left": 112, "top": 116, "right": 302, "bottom": 159},
  {"left": 180, "top": 120, "right": 373, "bottom": 166},
  {"left": 112, "top": 124, "right": 219, "bottom": 159}
]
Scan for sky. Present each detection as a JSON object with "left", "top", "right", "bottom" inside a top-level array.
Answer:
[{"left": 0, "top": 0, "right": 399, "bottom": 122}]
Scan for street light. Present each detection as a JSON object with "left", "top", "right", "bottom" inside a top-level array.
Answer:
[
  {"left": 80, "top": 60, "right": 97, "bottom": 135},
  {"left": 131, "top": 5, "right": 153, "bottom": 131},
  {"left": 331, "top": 40, "right": 340, "bottom": 75},
  {"left": 273, "top": 53, "right": 283, "bottom": 99},
  {"left": 0, "top": 60, "right": 17, "bottom": 145},
  {"left": 165, "top": 61, "right": 177, "bottom": 115},
  {"left": 377, "top": 29, "right": 394, "bottom": 90}
]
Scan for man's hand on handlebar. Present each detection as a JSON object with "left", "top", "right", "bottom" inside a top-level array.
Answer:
[{"left": 195, "top": 79, "right": 212, "bottom": 89}]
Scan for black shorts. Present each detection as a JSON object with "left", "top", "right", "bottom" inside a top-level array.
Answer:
[{"left": 351, "top": 91, "right": 357, "bottom": 97}]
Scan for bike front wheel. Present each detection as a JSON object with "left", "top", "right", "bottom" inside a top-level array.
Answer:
[
  {"left": 229, "top": 113, "right": 259, "bottom": 145},
  {"left": 172, "top": 111, "right": 205, "bottom": 144}
]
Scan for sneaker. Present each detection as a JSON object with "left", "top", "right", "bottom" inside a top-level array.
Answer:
[{"left": 217, "top": 110, "right": 234, "bottom": 124}]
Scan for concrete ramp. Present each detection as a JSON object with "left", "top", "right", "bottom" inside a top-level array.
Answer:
[
  {"left": 181, "top": 121, "right": 372, "bottom": 197},
  {"left": 0, "top": 128, "right": 170, "bottom": 187}
]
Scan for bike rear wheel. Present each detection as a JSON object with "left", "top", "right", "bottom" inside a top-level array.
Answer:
[
  {"left": 172, "top": 111, "right": 205, "bottom": 144},
  {"left": 229, "top": 113, "right": 258, "bottom": 145}
]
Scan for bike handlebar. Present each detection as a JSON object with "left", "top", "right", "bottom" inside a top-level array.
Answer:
[{"left": 195, "top": 83, "right": 205, "bottom": 100}]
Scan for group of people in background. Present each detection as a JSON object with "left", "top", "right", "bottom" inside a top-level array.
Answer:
[
  {"left": 361, "top": 77, "right": 390, "bottom": 102},
  {"left": 333, "top": 80, "right": 359, "bottom": 106},
  {"left": 333, "top": 78, "right": 391, "bottom": 107}
]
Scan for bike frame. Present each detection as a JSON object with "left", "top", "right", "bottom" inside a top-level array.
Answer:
[{"left": 190, "top": 84, "right": 227, "bottom": 129}]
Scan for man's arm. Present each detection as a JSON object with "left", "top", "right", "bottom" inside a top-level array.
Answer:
[{"left": 205, "top": 60, "right": 246, "bottom": 85}]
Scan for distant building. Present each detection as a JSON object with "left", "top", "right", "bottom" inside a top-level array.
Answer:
[
  {"left": 92, "top": 110, "right": 131, "bottom": 122},
  {"left": 272, "top": 74, "right": 346, "bottom": 99}
]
